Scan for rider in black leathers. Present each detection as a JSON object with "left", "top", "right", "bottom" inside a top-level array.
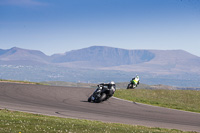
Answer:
[
  {"left": 99, "top": 81, "right": 116, "bottom": 97},
  {"left": 88, "top": 81, "right": 116, "bottom": 103}
]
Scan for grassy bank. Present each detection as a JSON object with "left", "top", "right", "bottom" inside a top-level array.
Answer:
[
  {"left": 0, "top": 79, "right": 46, "bottom": 85},
  {"left": 114, "top": 89, "right": 200, "bottom": 113},
  {"left": 0, "top": 109, "right": 196, "bottom": 133}
]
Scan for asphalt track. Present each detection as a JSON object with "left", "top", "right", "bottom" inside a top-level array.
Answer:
[{"left": 0, "top": 82, "right": 200, "bottom": 132}]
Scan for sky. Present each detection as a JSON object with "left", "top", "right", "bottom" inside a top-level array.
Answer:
[{"left": 1, "top": 0, "right": 200, "bottom": 56}]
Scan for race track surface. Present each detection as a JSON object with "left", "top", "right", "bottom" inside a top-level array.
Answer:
[{"left": 0, "top": 82, "right": 200, "bottom": 132}]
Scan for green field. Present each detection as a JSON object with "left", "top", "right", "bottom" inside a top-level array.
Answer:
[
  {"left": 114, "top": 89, "right": 200, "bottom": 113},
  {"left": 0, "top": 109, "right": 196, "bottom": 133}
]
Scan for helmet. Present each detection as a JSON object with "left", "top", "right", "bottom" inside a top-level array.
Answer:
[
  {"left": 135, "top": 75, "right": 139, "bottom": 80},
  {"left": 108, "top": 81, "right": 115, "bottom": 88},
  {"left": 110, "top": 81, "right": 115, "bottom": 85}
]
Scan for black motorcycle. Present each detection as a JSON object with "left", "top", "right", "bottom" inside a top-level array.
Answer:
[{"left": 88, "top": 83, "right": 115, "bottom": 103}]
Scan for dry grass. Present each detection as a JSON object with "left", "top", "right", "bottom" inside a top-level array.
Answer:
[{"left": 114, "top": 89, "right": 200, "bottom": 113}]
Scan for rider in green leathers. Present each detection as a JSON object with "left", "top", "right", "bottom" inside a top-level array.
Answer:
[
  {"left": 127, "top": 75, "right": 140, "bottom": 89},
  {"left": 131, "top": 75, "right": 140, "bottom": 87}
]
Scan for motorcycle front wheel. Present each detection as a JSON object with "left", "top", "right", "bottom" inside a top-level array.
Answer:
[
  {"left": 95, "top": 93, "right": 107, "bottom": 103},
  {"left": 127, "top": 83, "right": 132, "bottom": 89},
  {"left": 88, "top": 96, "right": 92, "bottom": 102}
]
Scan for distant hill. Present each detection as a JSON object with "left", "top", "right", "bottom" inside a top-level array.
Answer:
[
  {"left": 0, "top": 46, "right": 200, "bottom": 71},
  {"left": 1, "top": 46, "right": 200, "bottom": 87},
  {"left": 0, "top": 47, "right": 50, "bottom": 65},
  {"left": 1, "top": 46, "right": 200, "bottom": 73},
  {"left": 51, "top": 46, "right": 200, "bottom": 75},
  {"left": 51, "top": 46, "right": 155, "bottom": 67},
  {"left": 102, "top": 49, "right": 200, "bottom": 75}
]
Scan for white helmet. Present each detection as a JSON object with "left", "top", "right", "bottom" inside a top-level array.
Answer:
[
  {"left": 110, "top": 81, "right": 115, "bottom": 85},
  {"left": 108, "top": 81, "right": 115, "bottom": 88}
]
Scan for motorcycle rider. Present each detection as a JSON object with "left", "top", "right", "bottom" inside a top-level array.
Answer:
[
  {"left": 88, "top": 81, "right": 116, "bottom": 103},
  {"left": 131, "top": 75, "right": 140, "bottom": 87},
  {"left": 99, "top": 81, "right": 116, "bottom": 97}
]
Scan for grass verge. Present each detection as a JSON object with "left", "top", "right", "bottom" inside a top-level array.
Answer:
[
  {"left": 0, "top": 79, "right": 46, "bottom": 85},
  {"left": 0, "top": 109, "right": 196, "bottom": 133},
  {"left": 114, "top": 89, "right": 200, "bottom": 113}
]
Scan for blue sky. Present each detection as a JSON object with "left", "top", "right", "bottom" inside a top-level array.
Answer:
[{"left": 1, "top": 0, "right": 200, "bottom": 56}]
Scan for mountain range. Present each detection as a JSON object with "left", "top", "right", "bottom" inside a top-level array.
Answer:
[
  {"left": 1, "top": 46, "right": 200, "bottom": 74},
  {"left": 0, "top": 46, "right": 200, "bottom": 87}
]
